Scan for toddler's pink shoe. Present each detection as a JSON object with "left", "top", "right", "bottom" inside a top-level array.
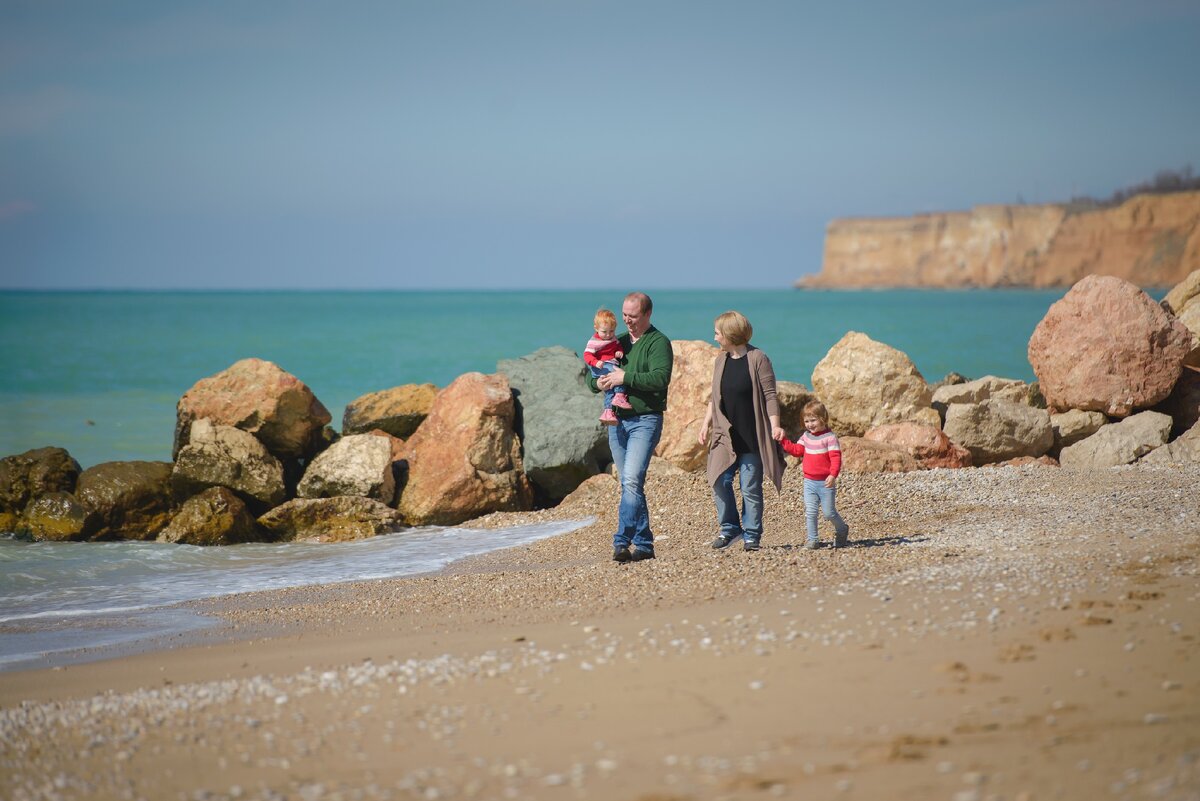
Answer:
[
  {"left": 611, "top": 392, "right": 633, "bottom": 409},
  {"left": 599, "top": 408, "right": 618, "bottom": 426}
]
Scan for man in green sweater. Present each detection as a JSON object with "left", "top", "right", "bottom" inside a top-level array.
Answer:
[{"left": 586, "top": 291, "right": 674, "bottom": 563}]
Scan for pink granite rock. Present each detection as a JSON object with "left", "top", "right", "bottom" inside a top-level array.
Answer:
[
  {"left": 863, "top": 422, "right": 973, "bottom": 469},
  {"left": 838, "top": 436, "right": 921, "bottom": 474},
  {"left": 1027, "top": 275, "right": 1193, "bottom": 417},
  {"left": 992, "top": 455, "right": 1060, "bottom": 468},
  {"left": 398, "top": 373, "right": 532, "bottom": 526},
  {"left": 175, "top": 358, "right": 332, "bottom": 460}
]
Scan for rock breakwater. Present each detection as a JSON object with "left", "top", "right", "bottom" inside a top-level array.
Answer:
[{"left": 2, "top": 273, "right": 1198, "bottom": 545}]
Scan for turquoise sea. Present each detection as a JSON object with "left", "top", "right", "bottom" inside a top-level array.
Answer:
[
  {"left": 0, "top": 289, "right": 1073, "bottom": 469},
  {"left": 0, "top": 287, "right": 1078, "bottom": 669}
]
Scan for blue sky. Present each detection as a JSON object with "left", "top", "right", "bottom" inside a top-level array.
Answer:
[{"left": 1, "top": 0, "right": 1198, "bottom": 290}]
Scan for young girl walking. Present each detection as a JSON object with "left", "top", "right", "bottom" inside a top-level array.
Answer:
[{"left": 778, "top": 400, "right": 851, "bottom": 549}]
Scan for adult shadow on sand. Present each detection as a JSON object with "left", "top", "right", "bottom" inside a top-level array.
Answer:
[{"left": 770, "top": 533, "right": 928, "bottom": 551}]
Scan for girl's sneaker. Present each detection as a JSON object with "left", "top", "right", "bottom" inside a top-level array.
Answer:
[
  {"left": 599, "top": 408, "right": 618, "bottom": 425},
  {"left": 611, "top": 392, "right": 633, "bottom": 409}
]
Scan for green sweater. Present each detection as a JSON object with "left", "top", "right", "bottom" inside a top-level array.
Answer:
[{"left": 586, "top": 326, "right": 673, "bottom": 415}]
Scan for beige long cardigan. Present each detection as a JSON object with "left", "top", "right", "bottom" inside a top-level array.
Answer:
[{"left": 705, "top": 346, "right": 786, "bottom": 492}]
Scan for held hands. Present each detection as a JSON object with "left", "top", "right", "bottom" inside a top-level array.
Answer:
[{"left": 771, "top": 425, "right": 785, "bottom": 442}]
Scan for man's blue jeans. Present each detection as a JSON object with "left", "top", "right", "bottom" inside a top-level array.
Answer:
[
  {"left": 803, "top": 477, "right": 849, "bottom": 545},
  {"left": 607, "top": 413, "right": 663, "bottom": 553},
  {"left": 712, "top": 453, "right": 764, "bottom": 543}
]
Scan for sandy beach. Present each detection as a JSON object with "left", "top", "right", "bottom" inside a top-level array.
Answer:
[{"left": 3, "top": 462, "right": 1198, "bottom": 801}]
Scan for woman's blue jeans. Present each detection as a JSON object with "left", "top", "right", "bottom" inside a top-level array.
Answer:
[
  {"left": 803, "top": 477, "right": 849, "bottom": 544},
  {"left": 607, "top": 413, "right": 663, "bottom": 553},
  {"left": 712, "top": 453, "right": 763, "bottom": 543}
]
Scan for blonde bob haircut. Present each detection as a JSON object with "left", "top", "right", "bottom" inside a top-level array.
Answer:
[{"left": 714, "top": 310, "right": 753, "bottom": 347}]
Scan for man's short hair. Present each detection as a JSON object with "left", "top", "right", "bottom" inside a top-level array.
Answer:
[{"left": 624, "top": 291, "right": 653, "bottom": 315}]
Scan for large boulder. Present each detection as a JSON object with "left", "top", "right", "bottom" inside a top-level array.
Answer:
[
  {"left": 19, "top": 492, "right": 90, "bottom": 541},
  {"left": 258, "top": 496, "right": 404, "bottom": 543},
  {"left": 776, "top": 380, "right": 816, "bottom": 441},
  {"left": 171, "top": 420, "right": 287, "bottom": 509},
  {"left": 1141, "top": 420, "right": 1200, "bottom": 465},
  {"left": 398, "top": 373, "right": 532, "bottom": 526},
  {"left": 1177, "top": 302, "right": 1200, "bottom": 341},
  {"left": 174, "top": 358, "right": 332, "bottom": 460},
  {"left": 863, "top": 422, "right": 973, "bottom": 469},
  {"left": 342, "top": 383, "right": 438, "bottom": 438},
  {"left": 297, "top": 433, "right": 396, "bottom": 505},
  {"left": 931, "top": 375, "right": 1043, "bottom": 408},
  {"left": 1028, "top": 275, "right": 1193, "bottom": 417},
  {"left": 811, "top": 331, "right": 940, "bottom": 437},
  {"left": 1049, "top": 409, "right": 1109, "bottom": 451},
  {"left": 0, "top": 447, "right": 81, "bottom": 526},
  {"left": 1162, "top": 269, "right": 1200, "bottom": 315},
  {"left": 942, "top": 400, "right": 1054, "bottom": 464},
  {"left": 497, "top": 346, "right": 610, "bottom": 503},
  {"left": 656, "top": 340, "right": 720, "bottom": 471},
  {"left": 75, "top": 461, "right": 174, "bottom": 541},
  {"left": 1059, "top": 411, "right": 1173, "bottom": 469},
  {"left": 365, "top": 429, "right": 407, "bottom": 463},
  {"left": 158, "top": 487, "right": 263, "bottom": 546},
  {"left": 839, "top": 437, "right": 921, "bottom": 474}
]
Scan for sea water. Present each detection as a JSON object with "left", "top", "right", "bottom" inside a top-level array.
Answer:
[
  {"left": 0, "top": 519, "right": 590, "bottom": 671},
  {"left": 0, "top": 288, "right": 1075, "bottom": 468},
  {"left": 0, "top": 288, "right": 1075, "bottom": 668}
]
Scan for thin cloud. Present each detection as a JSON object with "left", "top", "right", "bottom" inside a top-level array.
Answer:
[
  {"left": 0, "top": 85, "right": 85, "bottom": 135},
  {"left": 0, "top": 201, "right": 36, "bottom": 220}
]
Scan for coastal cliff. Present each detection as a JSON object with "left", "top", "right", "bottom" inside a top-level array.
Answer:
[{"left": 799, "top": 191, "right": 1200, "bottom": 288}]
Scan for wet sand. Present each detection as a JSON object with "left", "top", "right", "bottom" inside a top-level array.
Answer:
[{"left": 3, "top": 462, "right": 1199, "bottom": 800}]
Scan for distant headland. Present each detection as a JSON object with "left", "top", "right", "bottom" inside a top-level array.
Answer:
[{"left": 799, "top": 188, "right": 1200, "bottom": 290}]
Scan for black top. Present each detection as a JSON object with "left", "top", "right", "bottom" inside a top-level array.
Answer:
[{"left": 720, "top": 354, "right": 757, "bottom": 455}]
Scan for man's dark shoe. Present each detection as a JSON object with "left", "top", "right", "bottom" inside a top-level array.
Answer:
[
  {"left": 743, "top": 539, "right": 761, "bottom": 552},
  {"left": 629, "top": 548, "right": 656, "bottom": 562},
  {"left": 613, "top": 547, "right": 632, "bottom": 563},
  {"left": 711, "top": 533, "right": 738, "bottom": 550}
]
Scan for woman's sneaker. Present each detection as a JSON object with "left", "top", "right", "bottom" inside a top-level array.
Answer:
[
  {"left": 834, "top": 529, "right": 850, "bottom": 548},
  {"left": 711, "top": 533, "right": 738, "bottom": 549},
  {"left": 743, "top": 539, "right": 761, "bottom": 552},
  {"left": 611, "top": 392, "right": 633, "bottom": 409},
  {"left": 599, "top": 408, "right": 618, "bottom": 426},
  {"left": 804, "top": 539, "right": 820, "bottom": 550}
]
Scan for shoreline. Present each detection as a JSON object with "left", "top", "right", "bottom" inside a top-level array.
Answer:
[
  {"left": 0, "top": 518, "right": 597, "bottom": 674},
  {"left": 3, "top": 463, "right": 1198, "bottom": 800}
]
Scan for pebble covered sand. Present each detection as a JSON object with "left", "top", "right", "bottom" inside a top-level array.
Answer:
[{"left": 2, "top": 462, "right": 1198, "bottom": 800}]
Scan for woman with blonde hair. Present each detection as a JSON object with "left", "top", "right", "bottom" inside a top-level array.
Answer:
[{"left": 697, "top": 311, "right": 785, "bottom": 551}]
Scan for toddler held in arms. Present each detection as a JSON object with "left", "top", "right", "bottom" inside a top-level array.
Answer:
[
  {"left": 778, "top": 400, "right": 851, "bottom": 549},
  {"left": 583, "top": 308, "right": 633, "bottom": 426}
]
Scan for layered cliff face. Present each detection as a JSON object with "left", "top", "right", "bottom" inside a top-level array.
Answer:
[{"left": 800, "top": 191, "right": 1200, "bottom": 288}]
